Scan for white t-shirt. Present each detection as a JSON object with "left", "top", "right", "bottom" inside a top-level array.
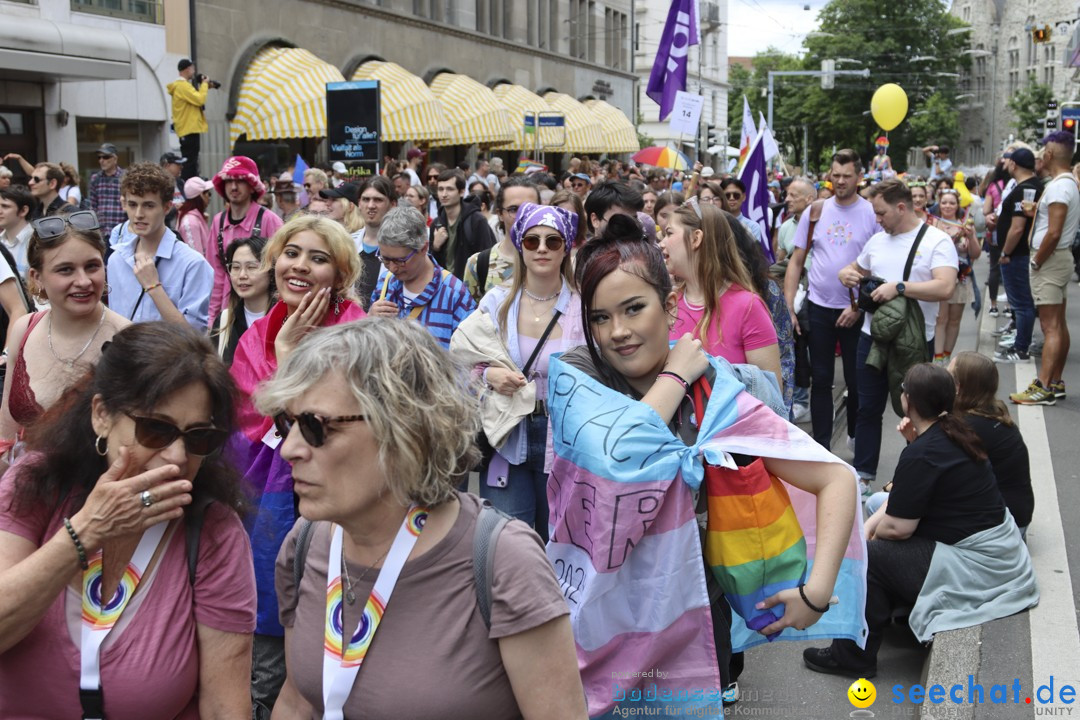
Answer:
[
  {"left": 243, "top": 306, "right": 266, "bottom": 328},
  {"left": 404, "top": 168, "right": 422, "bottom": 187},
  {"left": 857, "top": 222, "right": 958, "bottom": 341},
  {"left": 1031, "top": 173, "right": 1080, "bottom": 253},
  {"left": 59, "top": 185, "right": 82, "bottom": 205}
]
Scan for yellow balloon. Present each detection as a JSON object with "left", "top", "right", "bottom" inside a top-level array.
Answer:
[{"left": 871, "top": 84, "right": 909, "bottom": 132}]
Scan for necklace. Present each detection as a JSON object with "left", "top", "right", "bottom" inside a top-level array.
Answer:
[
  {"left": 48, "top": 305, "right": 107, "bottom": 369},
  {"left": 523, "top": 287, "right": 559, "bottom": 302},
  {"left": 525, "top": 294, "right": 557, "bottom": 323},
  {"left": 341, "top": 545, "right": 391, "bottom": 605}
]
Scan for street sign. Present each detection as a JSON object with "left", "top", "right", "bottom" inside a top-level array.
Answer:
[
  {"left": 326, "top": 80, "right": 381, "bottom": 165},
  {"left": 669, "top": 91, "right": 704, "bottom": 136}
]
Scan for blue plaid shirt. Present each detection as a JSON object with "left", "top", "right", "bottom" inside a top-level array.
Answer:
[
  {"left": 89, "top": 168, "right": 126, "bottom": 237},
  {"left": 372, "top": 257, "right": 476, "bottom": 349}
]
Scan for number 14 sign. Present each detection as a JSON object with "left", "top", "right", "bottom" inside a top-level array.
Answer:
[{"left": 668, "top": 91, "right": 704, "bottom": 136}]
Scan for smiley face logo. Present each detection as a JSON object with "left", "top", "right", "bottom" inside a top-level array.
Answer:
[{"left": 848, "top": 678, "right": 876, "bottom": 708}]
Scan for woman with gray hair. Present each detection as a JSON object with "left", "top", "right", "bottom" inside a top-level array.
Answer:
[{"left": 261, "top": 318, "right": 587, "bottom": 720}]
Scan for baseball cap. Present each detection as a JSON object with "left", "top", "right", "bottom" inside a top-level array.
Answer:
[
  {"left": 183, "top": 176, "right": 214, "bottom": 199},
  {"left": 1004, "top": 148, "right": 1035, "bottom": 169},
  {"left": 407, "top": 148, "right": 426, "bottom": 160},
  {"left": 700, "top": 167, "right": 715, "bottom": 178},
  {"left": 571, "top": 173, "right": 591, "bottom": 184},
  {"left": 331, "top": 161, "right": 347, "bottom": 174},
  {"left": 320, "top": 182, "right": 361, "bottom": 204},
  {"left": 96, "top": 143, "right": 118, "bottom": 157},
  {"left": 161, "top": 151, "right": 187, "bottom": 166},
  {"left": 178, "top": 58, "right": 194, "bottom": 73}
]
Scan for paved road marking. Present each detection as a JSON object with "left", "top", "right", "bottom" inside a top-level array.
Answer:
[{"left": 1013, "top": 364, "right": 1080, "bottom": 709}]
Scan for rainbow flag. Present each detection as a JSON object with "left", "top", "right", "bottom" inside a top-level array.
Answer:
[{"left": 546, "top": 354, "right": 867, "bottom": 718}]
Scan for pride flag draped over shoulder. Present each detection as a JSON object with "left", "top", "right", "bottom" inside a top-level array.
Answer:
[{"left": 545, "top": 354, "right": 867, "bottom": 718}]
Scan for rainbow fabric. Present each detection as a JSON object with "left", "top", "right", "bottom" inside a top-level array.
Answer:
[
  {"left": 546, "top": 355, "right": 867, "bottom": 718},
  {"left": 81, "top": 555, "right": 141, "bottom": 629}
]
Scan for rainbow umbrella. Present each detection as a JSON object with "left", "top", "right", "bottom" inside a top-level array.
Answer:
[{"left": 632, "top": 145, "right": 691, "bottom": 171}]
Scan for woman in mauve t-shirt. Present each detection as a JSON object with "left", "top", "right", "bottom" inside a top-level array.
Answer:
[{"left": 660, "top": 203, "right": 781, "bottom": 386}]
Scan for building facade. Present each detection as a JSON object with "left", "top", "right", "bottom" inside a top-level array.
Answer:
[
  {"left": 633, "top": 0, "right": 729, "bottom": 164},
  {"left": 950, "top": 0, "right": 1079, "bottom": 167}
]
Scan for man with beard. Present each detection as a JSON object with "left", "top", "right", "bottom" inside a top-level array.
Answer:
[
  {"left": 425, "top": 162, "right": 445, "bottom": 221},
  {"left": 207, "top": 156, "right": 283, "bottom": 325}
]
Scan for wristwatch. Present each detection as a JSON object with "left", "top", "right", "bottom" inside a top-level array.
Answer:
[
  {"left": 1031, "top": 259, "right": 1041, "bottom": 271},
  {"left": 896, "top": 282, "right": 906, "bottom": 296}
]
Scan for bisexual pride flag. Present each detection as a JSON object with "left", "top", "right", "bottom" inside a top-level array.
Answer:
[{"left": 546, "top": 354, "right": 867, "bottom": 718}]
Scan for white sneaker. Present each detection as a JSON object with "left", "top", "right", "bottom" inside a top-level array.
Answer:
[{"left": 792, "top": 404, "right": 810, "bottom": 422}]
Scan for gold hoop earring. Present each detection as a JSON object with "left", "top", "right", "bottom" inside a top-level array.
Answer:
[{"left": 94, "top": 435, "right": 108, "bottom": 457}]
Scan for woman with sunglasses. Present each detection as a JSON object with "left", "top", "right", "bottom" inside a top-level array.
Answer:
[
  {"left": 258, "top": 318, "right": 586, "bottom": 720},
  {"left": 227, "top": 214, "right": 363, "bottom": 712},
  {"left": 0, "top": 212, "right": 126, "bottom": 463},
  {"left": 210, "top": 236, "right": 274, "bottom": 366},
  {"left": 0, "top": 321, "right": 255, "bottom": 719},
  {"left": 450, "top": 203, "right": 584, "bottom": 541},
  {"left": 928, "top": 188, "right": 979, "bottom": 364}
]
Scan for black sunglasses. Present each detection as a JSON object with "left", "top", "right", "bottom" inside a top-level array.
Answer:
[
  {"left": 31, "top": 211, "right": 100, "bottom": 240},
  {"left": 724, "top": 192, "right": 743, "bottom": 199},
  {"left": 521, "top": 233, "right": 564, "bottom": 252},
  {"left": 127, "top": 414, "right": 227, "bottom": 456},
  {"left": 274, "top": 412, "right": 366, "bottom": 447}
]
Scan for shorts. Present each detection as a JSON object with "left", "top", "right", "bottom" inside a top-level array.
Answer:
[
  {"left": 1031, "top": 250, "right": 1073, "bottom": 305},
  {"left": 948, "top": 277, "right": 974, "bottom": 305}
]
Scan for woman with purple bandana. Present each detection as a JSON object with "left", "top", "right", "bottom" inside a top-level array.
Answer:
[{"left": 450, "top": 203, "right": 585, "bottom": 541}]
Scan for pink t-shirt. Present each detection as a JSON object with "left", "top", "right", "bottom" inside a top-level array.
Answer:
[
  {"left": 670, "top": 285, "right": 778, "bottom": 364},
  {"left": 793, "top": 196, "right": 881, "bottom": 309},
  {"left": 0, "top": 464, "right": 256, "bottom": 720}
]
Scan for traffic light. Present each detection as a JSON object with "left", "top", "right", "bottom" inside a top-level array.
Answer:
[
  {"left": 1064, "top": 117, "right": 1077, "bottom": 133},
  {"left": 1033, "top": 25, "right": 1052, "bottom": 43},
  {"left": 706, "top": 124, "right": 718, "bottom": 145}
]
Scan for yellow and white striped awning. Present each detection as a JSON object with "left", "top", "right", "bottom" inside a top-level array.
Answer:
[
  {"left": 491, "top": 83, "right": 564, "bottom": 152},
  {"left": 543, "top": 92, "right": 607, "bottom": 154},
  {"left": 584, "top": 99, "right": 639, "bottom": 154},
  {"left": 230, "top": 46, "right": 345, "bottom": 146},
  {"left": 352, "top": 60, "right": 450, "bottom": 143},
  {"left": 428, "top": 72, "right": 513, "bottom": 147}
]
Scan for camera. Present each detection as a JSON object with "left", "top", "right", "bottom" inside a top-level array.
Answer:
[{"left": 195, "top": 74, "right": 221, "bottom": 89}]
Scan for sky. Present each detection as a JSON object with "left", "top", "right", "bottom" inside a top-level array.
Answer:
[{"left": 725, "top": 0, "right": 823, "bottom": 58}]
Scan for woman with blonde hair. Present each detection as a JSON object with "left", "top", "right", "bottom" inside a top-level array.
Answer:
[
  {"left": 403, "top": 184, "right": 432, "bottom": 226},
  {"left": 660, "top": 203, "right": 782, "bottom": 386},
  {"left": 227, "top": 214, "right": 365, "bottom": 713},
  {"left": 549, "top": 189, "right": 588, "bottom": 248},
  {"left": 58, "top": 162, "right": 82, "bottom": 207}
]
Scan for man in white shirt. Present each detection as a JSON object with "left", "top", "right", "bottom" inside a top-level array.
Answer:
[
  {"left": 922, "top": 144, "right": 953, "bottom": 183},
  {"left": 0, "top": 185, "right": 33, "bottom": 278},
  {"left": 1010, "top": 132, "right": 1080, "bottom": 406},
  {"left": 838, "top": 179, "right": 958, "bottom": 489}
]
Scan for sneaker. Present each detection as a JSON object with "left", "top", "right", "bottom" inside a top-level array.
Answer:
[
  {"left": 722, "top": 682, "right": 739, "bottom": 707},
  {"left": 988, "top": 307, "right": 1000, "bottom": 317},
  {"left": 792, "top": 403, "right": 810, "bottom": 423},
  {"left": 997, "top": 333, "right": 1017, "bottom": 348},
  {"left": 1011, "top": 380, "right": 1057, "bottom": 406},
  {"left": 859, "top": 480, "right": 873, "bottom": 498},
  {"left": 1050, "top": 380, "right": 1066, "bottom": 399},
  {"left": 1003, "top": 307, "right": 1015, "bottom": 318},
  {"left": 994, "top": 347, "right": 1030, "bottom": 363},
  {"left": 802, "top": 647, "right": 877, "bottom": 679},
  {"left": 992, "top": 321, "right": 1015, "bottom": 337}
]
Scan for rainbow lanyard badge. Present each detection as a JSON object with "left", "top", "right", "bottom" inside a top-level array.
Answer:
[
  {"left": 80, "top": 521, "right": 168, "bottom": 712},
  {"left": 321, "top": 506, "right": 427, "bottom": 720}
]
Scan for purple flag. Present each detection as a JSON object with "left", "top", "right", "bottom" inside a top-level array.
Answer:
[
  {"left": 738, "top": 132, "right": 775, "bottom": 262},
  {"left": 646, "top": 0, "right": 699, "bottom": 121}
]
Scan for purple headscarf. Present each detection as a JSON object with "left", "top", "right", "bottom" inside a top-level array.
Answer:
[{"left": 510, "top": 202, "right": 579, "bottom": 253}]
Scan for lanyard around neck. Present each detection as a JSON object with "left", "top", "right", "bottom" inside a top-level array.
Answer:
[
  {"left": 79, "top": 521, "right": 168, "bottom": 715},
  {"left": 322, "top": 506, "right": 428, "bottom": 720}
]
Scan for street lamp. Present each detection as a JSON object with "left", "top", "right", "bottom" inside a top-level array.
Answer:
[
  {"left": 935, "top": 72, "right": 961, "bottom": 78},
  {"left": 956, "top": 93, "right": 976, "bottom": 99},
  {"left": 834, "top": 58, "right": 862, "bottom": 65},
  {"left": 946, "top": 27, "right": 973, "bottom": 36},
  {"left": 962, "top": 49, "right": 992, "bottom": 56},
  {"left": 911, "top": 55, "right": 938, "bottom": 63}
]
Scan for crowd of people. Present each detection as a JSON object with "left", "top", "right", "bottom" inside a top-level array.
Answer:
[{"left": 0, "top": 135, "right": 1056, "bottom": 717}]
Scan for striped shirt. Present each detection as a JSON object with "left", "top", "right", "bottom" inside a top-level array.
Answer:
[
  {"left": 372, "top": 256, "right": 476, "bottom": 349},
  {"left": 89, "top": 168, "right": 126, "bottom": 237}
]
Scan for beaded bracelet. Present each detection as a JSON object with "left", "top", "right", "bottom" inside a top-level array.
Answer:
[
  {"left": 798, "top": 582, "right": 830, "bottom": 614},
  {"left": 143, "top": 282, "right": 162, "bottom": 293},
  {"left": 656, "top": 371, "right": 691, "bottom": 394},
  {"left": 63, "top": 517, "right": 89, "bottom": 570}
]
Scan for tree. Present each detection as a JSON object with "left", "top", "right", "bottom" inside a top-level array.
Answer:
[
  {"left": 908, "top": 92, "right": 961, "bottom": 149},
  {"left": 1007, "top": 83, "right": 1054, "bottom": 142},
  {"left": 726, "top": 49, "right": 806, "bottom": 164}
]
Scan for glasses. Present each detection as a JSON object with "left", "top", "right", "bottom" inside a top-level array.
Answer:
[
  {"left": 375, "top": 248, "right": 419, "bottom": 267},
  {"left": 501, "top": 204, "right": 521, "bottom": 217},
  {"left": 273, "top": 411, "right": 366, "bottom": 447},
  {"left": 427, "top": 175, "right": 440, "bottom": 181},
  {"left": 31, "top": 211, "right": 100, "bottom": 240},
  {"left": 724, "top": 192, "right": 744, "bottom": 200},
  {"left": 126, "top": 414, "right": 228, "bottom": 456},
  {"left": 229, "top": 262, "right": 262, "bottom": 275},
  {"left": 29, "top": 175, "right": 46, "bottom": 185},
  {"left": 303, "top": 183, "right": 312, "bottom": 189},
  {"left": 699, "top": 195, "right": 718, "bottom": 204},
  {"left": 521, "top": 233, "right": 564, "bottom": 252}
]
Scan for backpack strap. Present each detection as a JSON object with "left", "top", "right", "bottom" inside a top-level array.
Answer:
[
  {"left": 253, "top": 207, "right": 267, "bottom": 239},
  {"left": 804, "top": 199, "right": 825, "bottom": 256},
  {"left": 473, "top": 501, "right": 511, "bottom": 630},
  {"left": 185, "top": 496, "right": 215, "bottom": 587},
  {"left": 476, "top": 247, "right": 492, "bottom": 299},
  {"left": 216, "top": 212, "right": 229, "bottom": 268},
  {"left": 902, "top": 223, "right": 930, "bottom": 282},
  {"left": 293, "top": 519, "right": 316, "bottom": 592}
]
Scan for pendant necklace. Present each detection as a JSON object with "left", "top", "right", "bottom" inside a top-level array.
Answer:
[
  {"left": 524, "top": 286, "right": 558, "bottom": 323},
  {"left": 48, "top": 305, "right": 107, "bottom": 369},
  {"left": 341, "top": 545, "right": 391, "bottom": 605}
]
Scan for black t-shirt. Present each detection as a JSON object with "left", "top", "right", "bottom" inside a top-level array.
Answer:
[
  {"left": 886, "top": 422, "right": 1005, "bottom": 544},
  {"left": 964, "top": 414, "right": 1034, "bottom": 528},
  {"left": 998, "top": 177, "right": 1043, "bottom": 257}
]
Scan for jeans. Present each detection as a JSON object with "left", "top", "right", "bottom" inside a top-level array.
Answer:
[
  {"left": 986, "top": 240, "right": 1002, "bottom": 304},
  {"left": 480, "top": 413, "right": 551, "bottom": 542},
  {"left": 807, "top": 301, "right": 861, "bottom": 449},
  {"left": 1000, "top": 258, "right": 1035, "bottom": 352}
]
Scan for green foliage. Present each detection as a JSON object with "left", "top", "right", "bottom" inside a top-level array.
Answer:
[
  {"left": 908, "top": 92, "right": 960, "bottom": 149},
  {"left": 636, "top": 111, "right": 654, "bottom": 150},
  {"left": 1007, "top": 83, "right": 1054, "bottom": 142}
]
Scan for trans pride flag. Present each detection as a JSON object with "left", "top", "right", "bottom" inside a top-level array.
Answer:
[{"left": 546, "top": 354, "right": 867, "bottom": 718}]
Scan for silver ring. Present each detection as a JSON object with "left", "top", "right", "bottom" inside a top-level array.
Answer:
[{"left": 140, "top": 490, "right": 154, "bottom": 508}]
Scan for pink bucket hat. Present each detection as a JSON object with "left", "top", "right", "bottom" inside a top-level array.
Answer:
[{"left": 212, "top": 156, "right": 266, "bottom": 199}]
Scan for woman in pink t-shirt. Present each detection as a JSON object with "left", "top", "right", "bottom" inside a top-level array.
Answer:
[
  {"left": 0, "top": 322, "right": 256, "bottom": 720},
  {"left": 660, "top": 203, "right": 781, "bottom": 386}
]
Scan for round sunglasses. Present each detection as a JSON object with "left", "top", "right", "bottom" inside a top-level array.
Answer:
[
  {"left": 127, "top": 414, "right": 228, "bottom": 456},
  {"left": 521, "top": 233, "right": 564, "bottom": 252},
  {"left": 274, "top": 411, "right": 366, "bottom": 447}
]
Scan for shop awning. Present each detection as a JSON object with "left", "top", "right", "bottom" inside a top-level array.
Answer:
[
  {"left": 584, "top": 99, "right": 639, "bottom": 154},
  {"left": 491, "top": 83, "right": 565, "bottom": 152},
  {"left": 543, "top": 92, "right": 606, "bottom": 154},
  {"left": 352, "top": 60, "right": 450, "bottom": 143},
  {"left": 0, "top": 15, "right": 133, "bottom": 81},
  {"left": 428, "top": 72, "right": 513, "bottom": 147},
  {"left": 230, "top": 46, "right": 344, "bottom": 145}
]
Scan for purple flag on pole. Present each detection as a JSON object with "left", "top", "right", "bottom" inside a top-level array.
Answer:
[
  {"left": 646, "top": 0, "right": 700, "bottom": 121},
  {"left": 739, "top": 132, "right": 775, "bottom": 262}
]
